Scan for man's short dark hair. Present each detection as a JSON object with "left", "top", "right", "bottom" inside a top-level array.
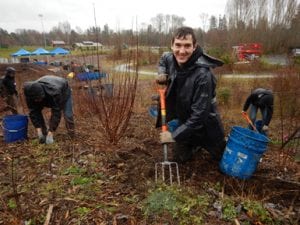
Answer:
[{"left": 171, "top": 26, "right": 197, "bottom": 46}]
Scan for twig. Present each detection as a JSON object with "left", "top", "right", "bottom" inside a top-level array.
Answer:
[
  {"left": 11, "top": 156, "right": 23, "bottom": 217},
  {"left": 234, "top": 218, "right": 240, "bottom": 225},
  {"left": 43, "top": 204, "right": 54, "bottom": 225},
  {"left": 280, "top": 127, "right": 300, "bottom": 149}
]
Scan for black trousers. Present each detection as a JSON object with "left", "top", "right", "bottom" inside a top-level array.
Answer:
[{"left": 172, "top": 139, "right": 226, "bottom": 163}]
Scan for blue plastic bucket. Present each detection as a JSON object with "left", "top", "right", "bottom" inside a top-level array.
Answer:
[
  {"left": 2, "top": 114, "right": 28, "bottom": 143},
  {"left": 220, "top": 126, "right": 269, "bottom": 179}
]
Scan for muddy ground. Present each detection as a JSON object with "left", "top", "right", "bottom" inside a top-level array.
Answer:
[{"left": 0, "top": 63, "right": 299, "bottom": 225}]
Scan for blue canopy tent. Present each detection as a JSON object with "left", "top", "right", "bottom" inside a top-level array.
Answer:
[
  {"left": 50, "top": 47, "right": 70, "bottom": 55},
  {"left": 11, "top": 48, "right": 32, "bottom": 57},
  {"left": 31, "top": 48, "right": 51, "bottom": 65},
  {"left": 31, "top": 48, "right": 51, "bottom": 55}
]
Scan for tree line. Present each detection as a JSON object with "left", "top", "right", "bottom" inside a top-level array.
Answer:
[{"left": 0, "top": 0, "right": 299, "bottom": 55}]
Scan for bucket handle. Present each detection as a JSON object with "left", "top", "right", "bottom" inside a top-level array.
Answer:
[{"left": 1, "top": 122, "right": 27, "bottom": 133}]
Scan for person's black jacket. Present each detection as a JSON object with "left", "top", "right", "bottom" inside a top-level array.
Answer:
[
  {"left": 2, "top": 75, "right": 18, "bottom": 96},
  {"left": 157, "top": 46, "right": 225, "bottom": 146},
  {"left": 243, "top": 88, "right": 274, "bottom": 125},
  {"left": 24, "top": 75, "right": 71, "bottom": 132}
]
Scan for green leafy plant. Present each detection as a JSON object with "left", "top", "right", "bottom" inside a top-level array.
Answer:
[
  {"left": 70, "top": 176, "right": 92, "bottom": 185},
  {"left": 74, "top": 207, "right": 91, "bottom": 218},
  {"left": 222, "top": 198, "right": 237, "bottom": 221},
  {"left": 64, "top": 166, "right": 86, "bottom": 175},
  {"left": 7, "top": 198, "right": 17, "bottom": 209},
  {"left": 243, "top": 200, "right": 272, "bottom": 223},
  {"left": 142, "top": 185, "right": 210, "bottom": 224}
]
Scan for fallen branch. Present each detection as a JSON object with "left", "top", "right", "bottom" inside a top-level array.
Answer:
[
  {"left": 234, "top": 218, "right": 240, "bottom": 225},
  {"left": 43, "top": 204, "right": 54, "bottom": 225}
]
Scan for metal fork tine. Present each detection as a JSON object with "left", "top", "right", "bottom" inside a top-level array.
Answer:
[
  {"left": 155, "top": 161, "right": 180, "bottom": 185},
  {"left": 169, "top": 163, "right": 173, "bottom": 184},
  {"left": 161, "top": 163, "right": 165, "bottom": 181}
]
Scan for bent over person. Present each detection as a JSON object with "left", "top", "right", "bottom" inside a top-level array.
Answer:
[
  {"left": 242, "top": 88, "right": 274, "bottom": 133},
  {"left": 24, "top": 75, "right": 75, "bottom": 144},
  {"left": 156, "top": 26, "right": 226, "bottom": 163}
]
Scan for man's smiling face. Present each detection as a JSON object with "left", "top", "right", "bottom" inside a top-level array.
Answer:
[{"left": 171, "top": 34, "right": 196, "bottom": 66}]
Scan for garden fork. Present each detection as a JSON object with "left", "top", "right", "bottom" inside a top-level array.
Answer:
[{"left": 155, "top": 87, "right": 180, "bottom": 185}]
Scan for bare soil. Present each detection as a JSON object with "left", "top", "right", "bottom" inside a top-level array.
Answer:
[{"left": 0, "top": 63, "right": 299, "bottom": 225}]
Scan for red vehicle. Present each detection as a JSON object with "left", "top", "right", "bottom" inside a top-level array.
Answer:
[{"left": 232, "top": 43, "right": 262, "bottom": 61}]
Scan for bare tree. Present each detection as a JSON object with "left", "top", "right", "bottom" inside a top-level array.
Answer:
[
  {"left": 226, "top": 0, "right": 298, "bottom": 28},
  {"left": 209, "top": 16, "right": 218, "bottom": 30},
  {"left": 58, "top": 21, "right": 71, "bottom": 46},
  {"left": 151, "top": 14, "right": 165, "bottom": 33},
  {"left": 199, "top": 13, "right": 209, "bottom": 32}
]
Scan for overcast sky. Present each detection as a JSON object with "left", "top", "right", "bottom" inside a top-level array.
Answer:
[{"left": 0, "top": 0, "right": 228, "bottom": 33}]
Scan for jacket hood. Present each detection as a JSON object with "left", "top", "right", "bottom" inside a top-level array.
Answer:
[
  {"left": 24, "top": 81, "right": 45, "bottom": 100},
  {"left": 196, "top": 52, "right": 224, "bottom": 68}
]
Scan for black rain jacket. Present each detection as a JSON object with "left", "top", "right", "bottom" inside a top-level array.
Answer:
[
  {"left": 157, "top": 46, "right": 225, "bottom": 147},
  {"left": 24, "top": 75, "right": 71, "bottom": 132},
  {"left": 243, "top": 88, "right": 274, "bottom": 125},
  {"left": 2, "top": 75, "right": 18, "bottom": 96}
]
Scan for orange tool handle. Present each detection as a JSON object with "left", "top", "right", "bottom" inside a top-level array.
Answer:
[
  {"left": 158, "top": 88, "right": 168, "bottom": 132},
  {"left": 242, "top": 112, "right": 257, "bottom": 131}
]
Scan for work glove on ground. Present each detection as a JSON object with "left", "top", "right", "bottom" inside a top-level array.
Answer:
[
  {"left": 262, "top": 125, "right": 269, "bottom": 131},
  {"left": 160, "top": 131, "right": 175, "bottom": 143},
  {"left": 37, "top": 128, "right": 46, "bottom": 144},
  {"left": 45, "top": 131, "right": 54, "bottom": 144},
  {"left": 156, "top": 74, "right": 168, "bottom": 85}
]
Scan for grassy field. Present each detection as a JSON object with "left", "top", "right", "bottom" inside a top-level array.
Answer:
[{"left": 0, "top": 46, "right": 55, "bottom": 58}]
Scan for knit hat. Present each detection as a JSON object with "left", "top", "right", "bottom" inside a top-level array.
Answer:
[
  {"left": 5, "top": 67, "right": 16, "bottom": 76},
  {"left": 24, "top": 81, "right": 45, "bottom": 100}
]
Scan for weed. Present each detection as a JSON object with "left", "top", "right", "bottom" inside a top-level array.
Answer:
[
  {"left": 39, "top": 180, "right": 65, "bottom": 198},
  {"left": 242, "top": 200, "right": 273, "bottom": 224},
  {"left": 64, "top": 165, "right": 86, "bottom": 175},
  {"left": 222, "top": 198, "right": 238, "bottom": 221},
  {"left": 142, "top": 185, "right": 210, "bottom": 224},
  {"left": 7, "top": 198, "right": 17, "bottom": 209},
  {"left": 218, "top": 87, "right": 231, "bottom": 106},
  {"left": 123, "top": 194, "right": 140, "bottom": 204},
  {"left": 70, "top": 176, "right": 93, "bottom": 185},
  {"left": 96, "top": 202, "right": 118, "bottom": 214},
  {"left": 74, "top": 206, "right": 91, "bottom": 218}
]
